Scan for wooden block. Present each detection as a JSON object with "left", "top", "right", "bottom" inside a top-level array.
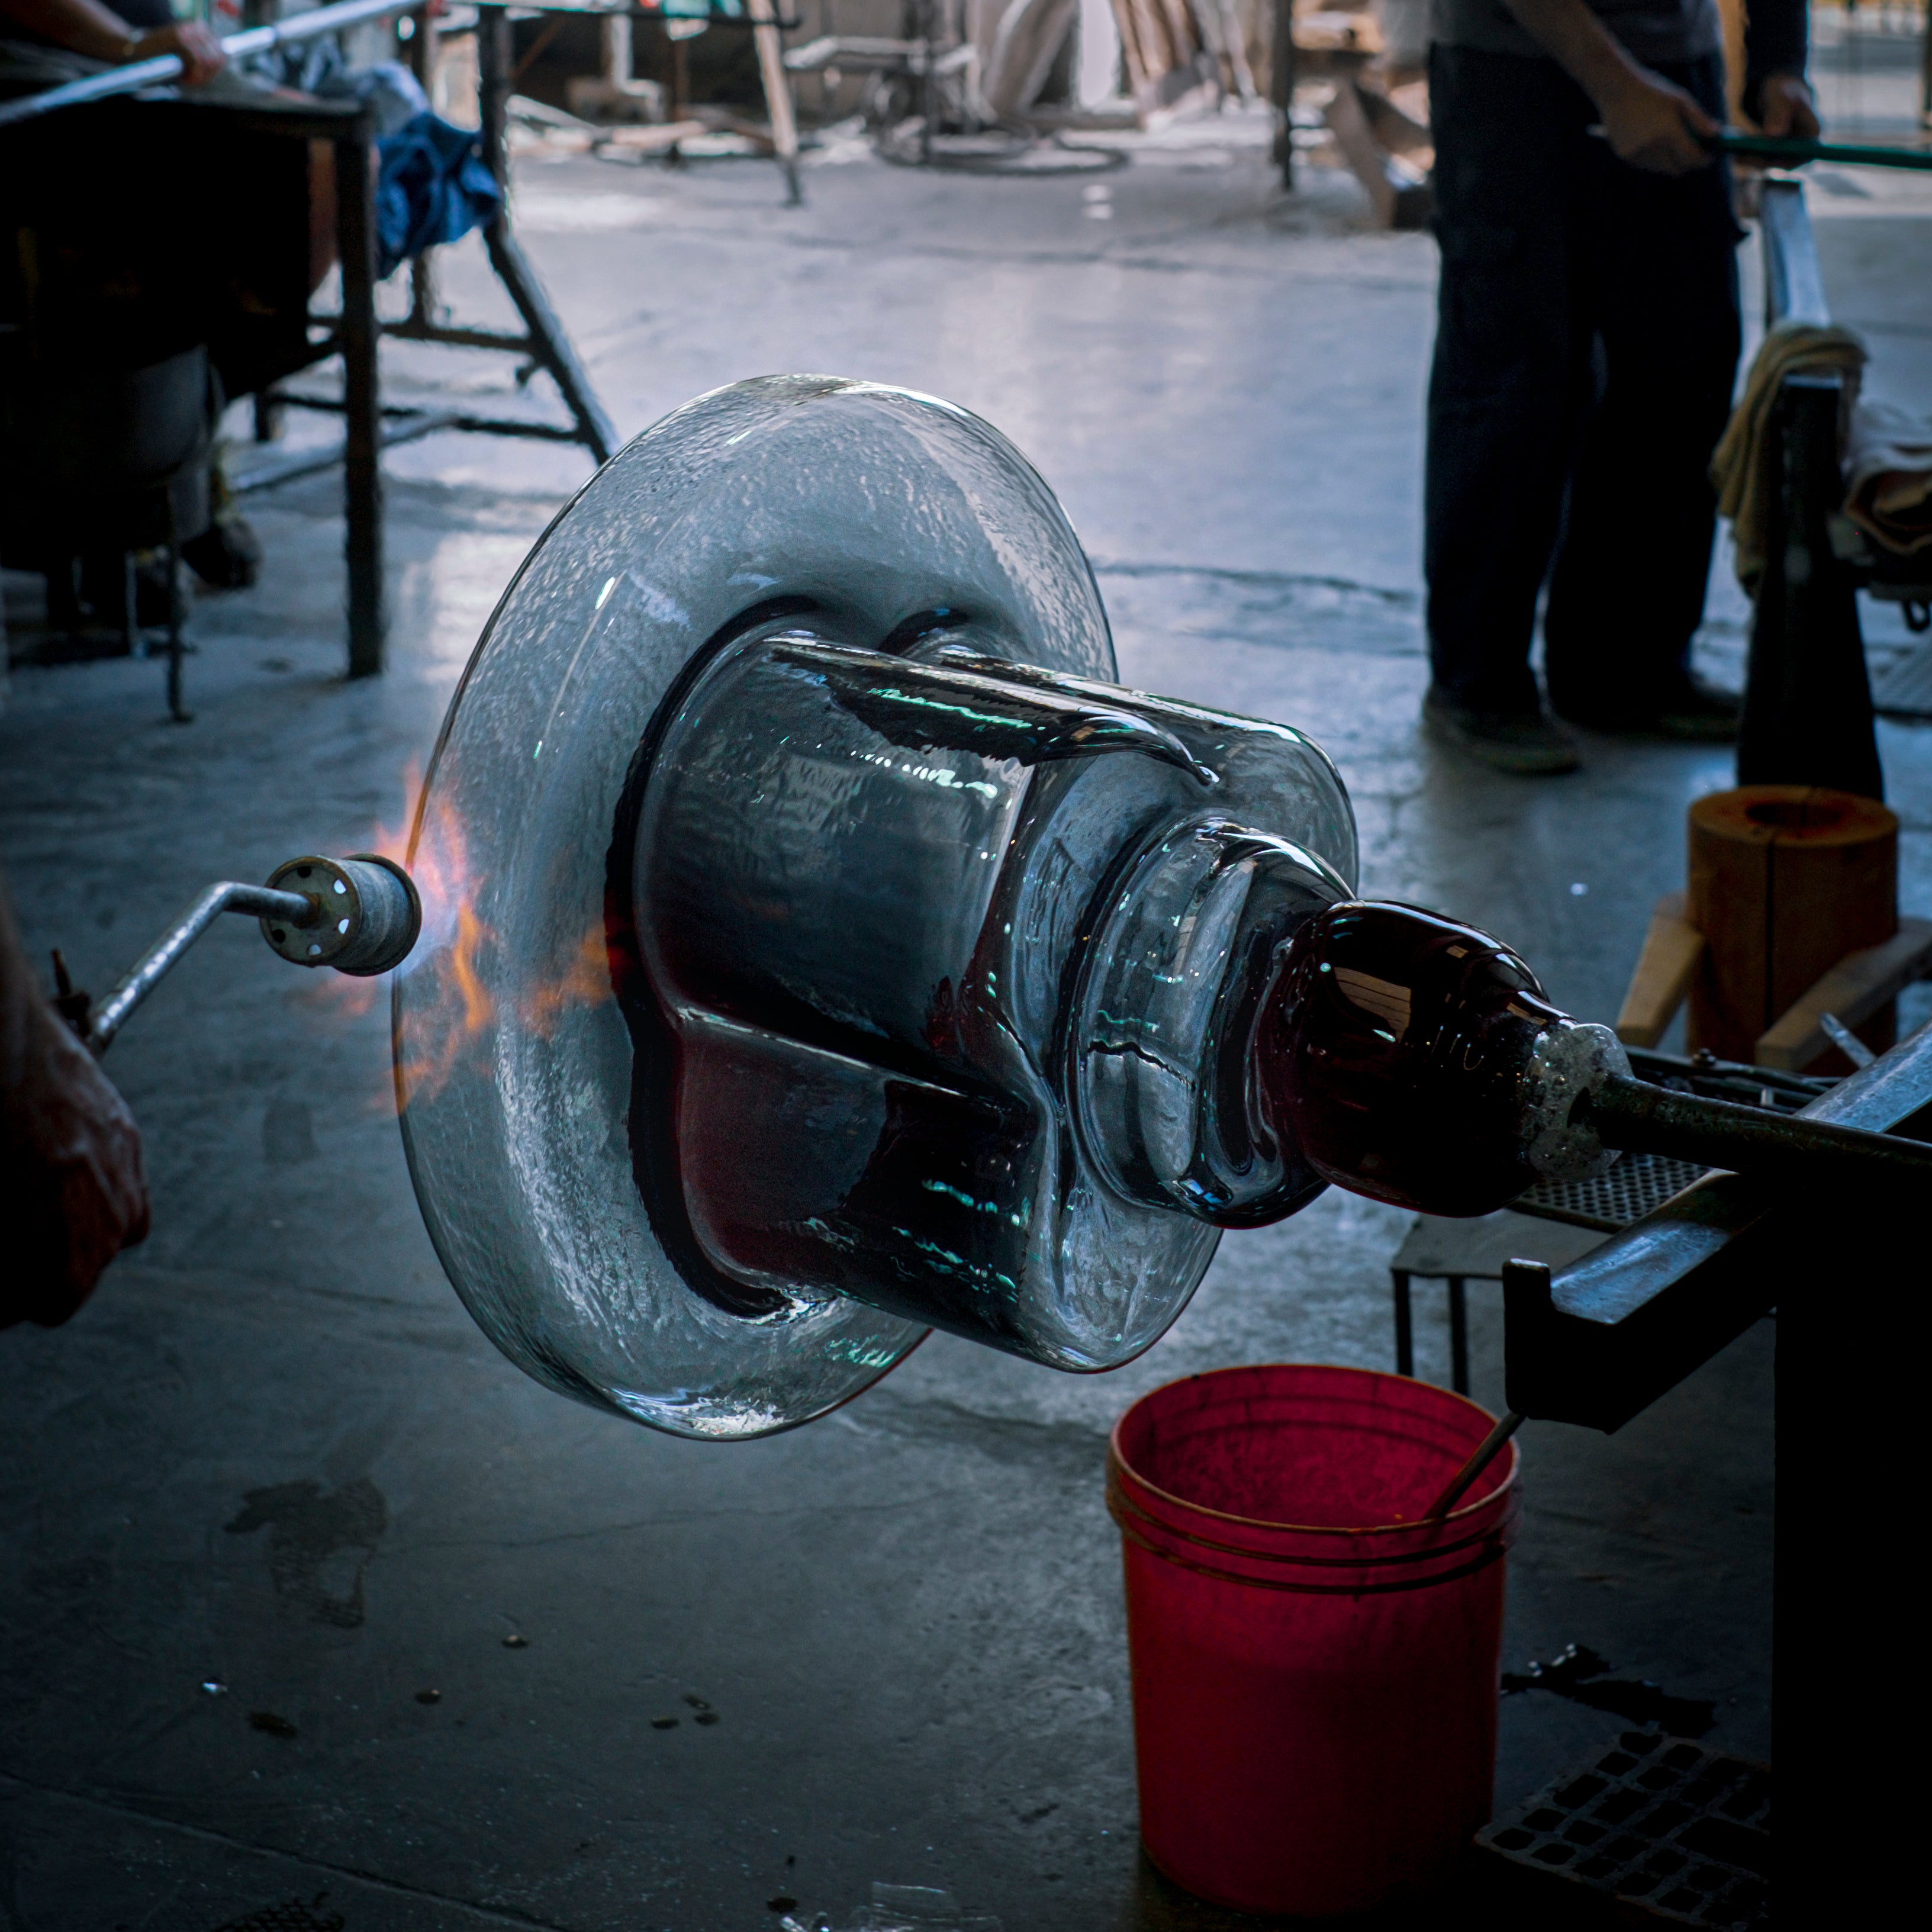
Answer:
[
  {"left": 594, "top": 119, "right": 711, "bottom": 154},
  {"left": 1354, "top": 83, "right": 1432, "bottom": 158},
  {"left": 1615, "top": 891, "right": 1706, "bottom": 1048},
  {"left": 1754, "top": 917, "right": 1932, "bottom": 1070},
  {"left": 1686, "top": 785, "right": 1897, "bottom": 1061},
  {"left": 1322, "top": 81, "right": 1433, "bottom": 230}
]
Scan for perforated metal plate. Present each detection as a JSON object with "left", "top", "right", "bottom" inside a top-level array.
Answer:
[{"left": 1512, "top": 1152, "right": 1713, "bottom": 1232}]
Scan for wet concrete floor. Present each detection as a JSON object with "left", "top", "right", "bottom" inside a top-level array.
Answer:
[{"left": 4, "top": 124, "right": 1929, "bottom": 1929}]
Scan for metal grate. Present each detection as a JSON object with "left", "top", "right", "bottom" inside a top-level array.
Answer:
[
  {"left": 1479, "top": 1732, "right": 1770, "bottom": 1927},
  {"left": 1512, "top": 1152, "right": 1712, "bottom": 1231},
  {"left": 210, "top": 1902, "right": 347, "bottom": 1932},
  {"left": 1872, "top": 643, "right": 1932, "bottom": 720}
]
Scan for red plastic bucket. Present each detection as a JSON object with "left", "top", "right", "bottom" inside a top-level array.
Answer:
[{"left": 1108, "top": 1364, "right": 1521, "bottom": 1917}]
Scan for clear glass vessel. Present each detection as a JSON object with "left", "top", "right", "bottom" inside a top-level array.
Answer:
[{"left": 396, "top": 377, "right": 1357, "bottom": 1438}]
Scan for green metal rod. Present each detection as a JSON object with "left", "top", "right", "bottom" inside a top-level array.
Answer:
[{"left": 1708, "top": 129, "right": 1932, "bottom": 172}]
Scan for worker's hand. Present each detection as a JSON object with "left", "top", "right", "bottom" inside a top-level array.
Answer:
[
  {"left": 1598, "top": 68, "right": 1718, "bottom": 175},
  {"left": 1757, "top": 72, "right": 1821, "bottom": 141},
  {"left": 128, "top": 20, "right": 226, "bottom": 88},
  {"left": 1, "top": 1003, "right": 150, "bottom": 1329}
]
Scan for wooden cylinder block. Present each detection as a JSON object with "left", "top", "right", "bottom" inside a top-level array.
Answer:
[{"left": 1686, "top": 785, "right": 1897, "bottom": 1065}]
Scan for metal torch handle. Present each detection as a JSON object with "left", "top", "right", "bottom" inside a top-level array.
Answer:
[{"left": 86, "top": 882, "right": 314, "bottom": 1056}]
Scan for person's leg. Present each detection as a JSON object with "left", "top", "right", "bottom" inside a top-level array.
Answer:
[
  {"left": 1425, "top": 47, "right": 1593, "bottom": 720},
  {"left": 1543, "top": 54, "right": 1743, "bottom": 728}
]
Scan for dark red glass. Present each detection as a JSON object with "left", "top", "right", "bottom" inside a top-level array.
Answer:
[{"left": 1257, "top": 901, "right": 1564, "bottom": 1216}]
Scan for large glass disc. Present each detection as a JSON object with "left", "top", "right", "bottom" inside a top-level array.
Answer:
[{"left": 394, "top": 376, "right": 1119, "bottom": 1438}]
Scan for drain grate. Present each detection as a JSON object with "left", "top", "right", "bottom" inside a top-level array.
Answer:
[
  {"left": 209, "top": 1901, "right": 346, "bottom": 1932},
  {"left": 1478, "top": 1731, "right": 1769, "bottom": 1927},
  {"left": 1872, "top": 642, "right": 1932, "bottom": 720},
  {"left": 1514, "top": 1152, "right": 1712, "bottom": 1231}
]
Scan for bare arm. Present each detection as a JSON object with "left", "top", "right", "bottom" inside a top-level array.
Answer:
[
  {"left": 1754, "top": 72, "right": 1819, "bottom": 140},
  {"left": 0, "top": 874, "right": 150, "bottom": 1328},
  {"left": 1741, "top": 0, "right": 1817, "bottom": 137},
  {"left": 0, "top": 0, "right": 226, "bottom": 83},
  {"left": 1502, "top": 0, "right": 1717, "bottom": 174}
]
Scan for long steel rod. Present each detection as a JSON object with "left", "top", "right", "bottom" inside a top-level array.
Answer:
[
  {"left": 87, "top": 883, "right": 312, "bottom": 1055},
  {"left": 1709, "top": 128, "right": 1932, "bottom": 172},
  {"left": 1586, "top": 123, "right": 1932, "bottom": 175},
  {"left": 1424, "top": 1410, "right": 1523, "bottom": 1521},
  {"left": 0, "top": 0, "right": 420, "bottom": 131},
  {"left": 1582, "top": 1073, "right": 1932, "bottom": 1186}
]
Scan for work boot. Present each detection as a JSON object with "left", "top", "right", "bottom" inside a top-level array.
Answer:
[
  {"left": 181, "top": 514, "right": 263, "bottom": 591},
  {"left": 1652, "top": 675, "right": 1742, "bottom": 743},
  {"left": 1553, "top": 675, "right": 1740, "bottom": 743},
  {"left": 1422, "top": 687, "right": 1581, "bottom": 776}
]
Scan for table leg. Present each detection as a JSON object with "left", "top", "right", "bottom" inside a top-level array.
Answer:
[
  {"left": 1392, "top": 1270, "right": 1413, "bottom": 1378},
  {"left": 1271, "top": 0, "right": 1297, "bottom": 192},
  {"left": 1448, "top": 1277, "right": 1470, "bottom": 1396},
  {"left": 748, "top": 0, "right": 802, "bottom": 205},
  {"left": 407, "top": 1, "right": 439, "bottom": 333},
  {"left": 475, "top": 2, "right": 616, "bottom": 465},
  {"left": 334, "top": 118, "right": 385, "bottom": 678}
]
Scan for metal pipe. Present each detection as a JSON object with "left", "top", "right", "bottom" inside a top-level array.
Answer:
[
  {"left": 1424, "top": 1409, "right": 1522, "bottom": 1521},
  {"left": 1579, "top": 1072, "right": 1932, "bottom": 1187},
  {"left": 1710, "top": 128, "right": 1932, "bottom": 172},
  {"left": 0, "top": 0, "right": 423, "bottom": 132},
  {"left": 1759, "top": 176, "right": 1831, "bottom": 331},
  {"left": 87, "top": 882, "right": 313, "bottom": 1055},
  {"left": 1586, "top": 123, "right": 1932, "bottom": 177}
]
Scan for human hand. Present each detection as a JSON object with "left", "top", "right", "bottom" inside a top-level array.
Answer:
[
  {"left": 1, "top": 1002, "right": 150, "bottom": 1328},
  {"left": 129, "top": 20, "right": 226, "bottom": 87},
  {"left": 1757, "top": 73, "right": 1820, "bottom": 141},
  {"left": 1598, "top": 68, "right": 1717, "bottom": 174}
]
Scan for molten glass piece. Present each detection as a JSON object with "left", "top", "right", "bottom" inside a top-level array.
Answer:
[{"left": 1259, "top": 901, "right": 1624, "bottom": 1218}]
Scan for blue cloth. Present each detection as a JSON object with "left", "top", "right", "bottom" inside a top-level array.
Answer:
[{"left": 375, "top": 112, "right": 502, "bottom": 281}]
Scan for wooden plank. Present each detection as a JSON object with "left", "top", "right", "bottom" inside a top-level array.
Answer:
[
  {"left": 746, "top": 0, "right": 802, "bottom": 206},
  {"left": 1615, "top": 891, "right": 1706, "bottom": 1049},
  {"left": 1322, "top": 81, "right": 1431, "bottom": 230},
  {"left": 1754, "top": 917, "right": 1932, "bottom": 1070}
]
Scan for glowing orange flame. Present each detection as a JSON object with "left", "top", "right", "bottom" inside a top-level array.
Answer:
[
  {"left": 521, "top": 921, "right": 613, "bottom": 1041},
  {"left": 389, "top": 760, "right": 614, "bottom": 1114},
  {"left": 393, "top": 768, "right": 494, "bottom": 1113}
]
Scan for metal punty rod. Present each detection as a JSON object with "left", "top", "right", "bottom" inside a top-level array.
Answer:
[{"left": 1580, "top": 1072, "right": 1932, "bottom": 1187}]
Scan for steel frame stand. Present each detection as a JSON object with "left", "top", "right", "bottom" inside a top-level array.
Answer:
[
  {"left": 237, "top": 4, "right": 617, "bottom": 680},
  {"left": 220, "top": 94, "right": 389, "bottom": 676}
]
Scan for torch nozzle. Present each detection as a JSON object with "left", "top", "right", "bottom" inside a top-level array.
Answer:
[{"left": 79, "top": 854, "right": 421, "bottom": 1055}]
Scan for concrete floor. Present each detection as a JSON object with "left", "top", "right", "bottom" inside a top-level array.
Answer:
[{"left": 4, "top": 123, "right": 1930, "bottom": 1930}]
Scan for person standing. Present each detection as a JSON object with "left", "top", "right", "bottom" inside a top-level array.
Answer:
[{"left": 1421, "top": 0, "right": 1818, "bottom": 774}]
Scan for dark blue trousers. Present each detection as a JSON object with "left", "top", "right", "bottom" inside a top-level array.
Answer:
[{"left": 1424, "top": 46, "right": 1741, "bottom": 720}]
